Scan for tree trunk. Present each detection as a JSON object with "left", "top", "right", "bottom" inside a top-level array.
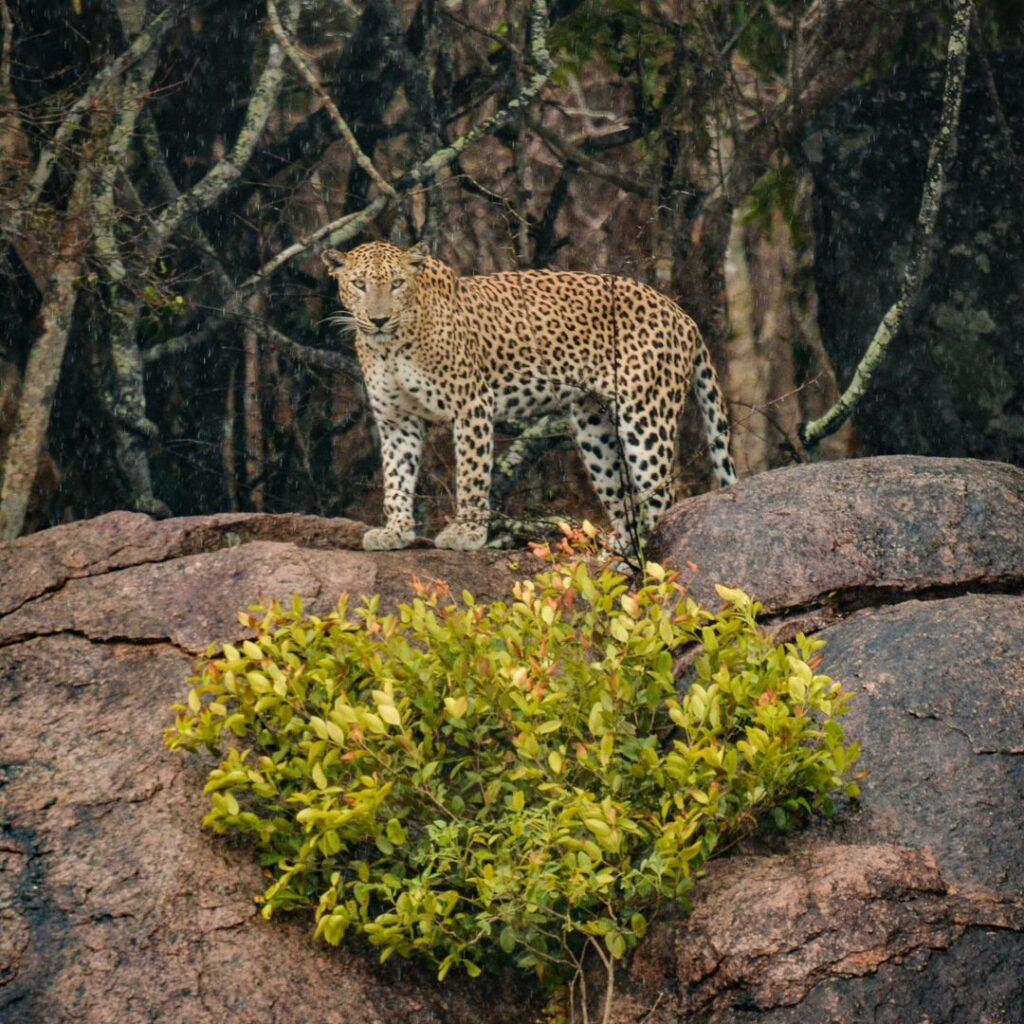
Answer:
[
  {"left": 723, "top": 192, "right": 858, "bottom": 473},
  {"left": 0, "top": 126, "right": 100, "bottom": 539},
  {"left": 0, "top": 261, "right": 80, "bottom": 539},
  {"left": 243, "top": 297, "right": 265, "bottom": 511},
  {"left": 222, "top": 361, "right": 239, "bottom": 513}
]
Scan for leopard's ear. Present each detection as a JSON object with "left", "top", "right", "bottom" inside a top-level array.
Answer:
[
  {"left": 321, "top": 248, "right": 346, "bottom": 272},
  {"left": 406, "top": 242, "right": 430, "bottom": 268}
]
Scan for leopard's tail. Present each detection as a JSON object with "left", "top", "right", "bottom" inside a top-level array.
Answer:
[{"left": 691, "top": 336, "right": 737, "bottom": 487}]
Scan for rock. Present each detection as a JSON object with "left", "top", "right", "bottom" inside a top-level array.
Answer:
[
  {"left": 0, "top": 512, "right": 541, "bottom": 1024},
  {"left": 623, "top": 841, "right": 1024, "bottom": 1024},
  {"left": 616, "top": 457, "right": 1024, "bottom": 1022},
  {"left": 0, "top": 509, "right": 369, "bottom": 618},
  {"left": 617, "top": 593, "right": 1024, "bottom": 1024},
  {"left": 2, "top": 456, "right": 1024, "bottom": 1022},
  {"left": 0, "top": 510, "right": 531, "bottom": 653},
  {"left": 647, "top": 455, "right": 1024, "bottom": 616},
  {"left": 0, "top": 629, "right": 538, "bottom": 1024}
]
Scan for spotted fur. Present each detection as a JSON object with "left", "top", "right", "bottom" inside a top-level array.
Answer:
[{"left": 322, "top": 241, "right": 736, "bottom": 552}]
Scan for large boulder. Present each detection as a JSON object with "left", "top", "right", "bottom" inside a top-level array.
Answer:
[
  {"left": 624, "top": 456, "right": 1024, "bottom": 1023},
  {"left": 2, "top": 455, "right": 1023, "bottom": 1023},
  {"left": 0, "top": 511, "right": 543, "bottom": 1024},
  {"left": 648, "top": 454, "right": 1024, "bottom": 617}
]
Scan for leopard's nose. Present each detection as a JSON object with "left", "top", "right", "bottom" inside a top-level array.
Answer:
[{"left": 370, "top": 316, "right": 389, "bottom": 329}]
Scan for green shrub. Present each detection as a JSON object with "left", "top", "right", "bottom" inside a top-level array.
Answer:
[{"left": 166, "top": 535, "right": 859, "bottom": 1002}]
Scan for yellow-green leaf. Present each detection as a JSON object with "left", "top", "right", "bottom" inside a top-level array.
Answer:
[
  {"left": 444, "top": 695, "right": 468, "bottom": 719},
  {"left": 379, "top": 704, "right": 402, "bottom": 727},
  {"left": 609, "top": 618, "right": 630, "bottom": 643}
]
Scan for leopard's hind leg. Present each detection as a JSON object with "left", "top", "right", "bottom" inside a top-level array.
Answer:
[
  {"left": 609, "top": 399, "right": 680, "bottom": 537},
  {"left": 568, "top": 395, "right": 643, "bottom": 554}
]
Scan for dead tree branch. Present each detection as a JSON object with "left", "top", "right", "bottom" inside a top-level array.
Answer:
[
  {"left": 266, "top": 0, "right": 396, "bottom": 198},
  {"left": 800, "top": 0, "right": 973, "bottom": 448}
]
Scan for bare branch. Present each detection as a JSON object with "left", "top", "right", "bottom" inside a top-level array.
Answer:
[
  {"left": 141, "top": 2, "right": 295, "bottom": 261},
  {"left": 238, "top": 195, "right": 389, "bottom": 291},
  {"left": 5, "top": 2, "right": 183, "bottom": 241},
  {"left": 438, "top": 3, "right": 515, "bottom": 55},
  {"left": 970, "top": 10, "right": 1020, "bottom": 177},
  {"left": 800, "top": 0, "right": 973, "bottom": 448},
  {"left": 266, "top": 0, "right": 396, "bottom": 198},
  {"left": 393, "top": 0, "right": 553, "bottom": 191},
  {"left": 791, "top": 0, "right": 905, "bottom": 118},
  {"left": 231, "top": 0, "right": 553, "bottom": 284},
  {"left": 527, "top": 114, "right": 649, "bottom": 195},
  {"left": 148, "top": 0, "right": 555, "bottom": 364},
  {"left": 137, "top": 114, "right": 360, "bottom": 380},
  {"left": 258, "top": 321, "right": 359, "bottom": 377},
  {"left": 720, "top": 0, "right": 766, "bottom": 58},
  {"left": 144, "top": 306, "right": 358, "bottom": 377}
]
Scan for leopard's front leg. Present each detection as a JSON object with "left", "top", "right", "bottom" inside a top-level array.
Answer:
[
  {"left": 434, "top": 395, "right": 493, "bottom": 551},
  {"left": 363, "top": 413, "right": 423, "bottom": 551}
]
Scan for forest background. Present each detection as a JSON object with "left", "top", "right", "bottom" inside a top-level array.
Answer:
[{"left": 1, "top": 0, "right": 1022, "bottom": 542}]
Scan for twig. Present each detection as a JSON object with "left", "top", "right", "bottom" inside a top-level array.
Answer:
[
  {"left": 638, "top": 991, "right": 664, "bottom": 1024},
  {"left": 970, "top": 10, "right": 1020, "bottom": 175},
  {"left": 586, "top": 933, "right": 616, "bottom": 1024},
  {"left": 720, "top": 0, "right": 766, "bottom": 58},
  {"left": 450, "top": 167, "right": 530, "bottom": 224},
  {"left": 527, "top": 114, "right": 650, "bottom": 195},
  {"left": 438, "top": 3, "right": 515, "bottom": 57}
]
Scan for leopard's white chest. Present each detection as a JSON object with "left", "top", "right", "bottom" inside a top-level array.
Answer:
[{"left": 385, "top": 352, "right": 451, "bottom": 423}]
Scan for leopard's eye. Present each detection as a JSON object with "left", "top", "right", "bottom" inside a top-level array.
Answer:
[
  {"left": 391, "top": 278, "right": 406, "bottom": 291},
  {"left": 351, "top": 279, "right": 366, "bottom": 291}
]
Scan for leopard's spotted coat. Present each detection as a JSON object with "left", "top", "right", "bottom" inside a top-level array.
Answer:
[{"left": 323, "top": 242, "right": 736, "bottom": 552}]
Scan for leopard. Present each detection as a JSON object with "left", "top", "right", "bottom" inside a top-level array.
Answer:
[{"left": 322, "top": 241, "right": 736, "bottom": 553}]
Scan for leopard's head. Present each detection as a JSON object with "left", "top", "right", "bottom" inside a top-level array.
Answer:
[{"left": 321, "top": 241, "right": 429, "bottom": 340}]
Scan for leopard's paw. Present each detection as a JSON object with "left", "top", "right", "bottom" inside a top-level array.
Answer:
[
  {"left": 434, "top": 521, "right": 487, "bottom": 551},
  {"left": 362, "top": 526, "right": 415, "bottom": 551}
]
